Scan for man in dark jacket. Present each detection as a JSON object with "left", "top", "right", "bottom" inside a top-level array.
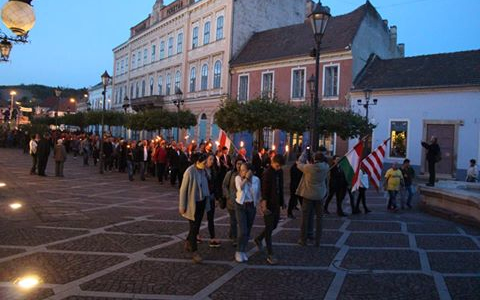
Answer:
[
  {"left": 37, "top": 134, "right": 51, "bottom": 176},
  {"left": 324, "top": 155, "right": 348, "bottom": 217},
  {"left": 287, "top": 155, "right": 303, "bottom": 218},
  {"left": 252, "top": 148, "right": 265, "bottom": 177},
  {"left": 103, "top": 137, "right": 114, "bottom": 172},
  {"left": 421, "top": 136, "right": 440, "bottom": 186},
  {"left": 255, "top": 154, "right": 285, "bottom": 265}
]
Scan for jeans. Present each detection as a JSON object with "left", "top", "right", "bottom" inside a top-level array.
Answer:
[
  {"left": 186, "top": 199, "right": 206, "bottom": 252},
  {"left": 388, "top": 190, "right": 398, "bottom": 209},
  {"left": 139, "top": 161, "right": 147, "bottom": 180},
  {"left": 400, "top": 185, "right": 414, "bottom": 207},
  {"left": 235, "top": 202, "right": 256, "bottom": 252},
  {"left": 127, "top": 160, "right": 134, "bottom": 180},
  {"left": 206, "top": 197, "right": 216, "bottom": 239},
  {"left": 156, "top": 163, "right": 166, "bottom": 182},
  {"left": 227, "top": 208, "right": 237, "bottom": 240},
  {"left": 30, "top": 154, "right": 37, "bottom": 174},
  {"left": 256, "top": 208, "right": 280, "bottom": 256},
  {"left": 300, "top": 199, "right": 323, "bottom": 244}
]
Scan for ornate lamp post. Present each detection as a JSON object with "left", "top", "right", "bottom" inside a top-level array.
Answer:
[
  {"left": 308, "top": 1, "right": 330, "bottom": 152},
  {"left": 54, "top": 89, "right": 61, "bottom": 127},
  {"left": 172, "top": 87, "right": 184, "bottom": 142},
  {"left": 1, "top": 0, "right": 36, "bottom": 62},
  {"left": 99, "top": 70, "right": 111, "bottom": 174},
  {"left": 357, "top": 88, "right": 377, "bottom": 155}
]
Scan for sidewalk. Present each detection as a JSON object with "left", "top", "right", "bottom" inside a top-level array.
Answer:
[{"left": 0, "top": 148, "right": 479, "bottom": 300}]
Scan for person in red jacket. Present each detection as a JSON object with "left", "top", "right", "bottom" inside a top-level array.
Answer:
[{"left": 153, "top": 141, "right": 168, "bottom": 184}]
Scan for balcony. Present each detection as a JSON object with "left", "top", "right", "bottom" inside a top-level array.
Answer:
[{"left": 131, "top": 95, "right": 165, "bottom": 112}]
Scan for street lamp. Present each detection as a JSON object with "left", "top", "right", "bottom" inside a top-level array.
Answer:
[
  {"left": 356, "top": 88, "right": 377, "bottom": 122},
  {"left": 9, "top": 90, "right": 16, "bottom": 123},
  {"left": 0, "top": 0, "right": 36, "bottom": 62},
  {"left": 172, "top": 87, "right": 184, "bottom": 142},
  {"left": 54, "top": 89, "right": 61, "bottom": 127},
  {"left": 68, "top": 98, "right": 75, "bottom": 114},
  {"left": 99, "top": 70, "right": 111, "bottom": 174},
  {"left": 308, "top": 1, "right": 330, "bottom": 152}
]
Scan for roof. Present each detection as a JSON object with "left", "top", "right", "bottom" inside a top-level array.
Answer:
[
  {"left": 353, "top": 50, "right": 480, "bottom": 90},
  {"left": 230, "top": 1, "right": 375, "bottom": 67}
]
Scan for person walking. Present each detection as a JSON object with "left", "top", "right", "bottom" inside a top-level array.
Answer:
[
  {"left": 466, "top": 159, "right": 478, "bottom": 182},
  {"left": 153, "top": 141, "right": 168, "bottom": 184},
  {"left": 223, "top": 158, "right": 245, "bottom": 246},
  {"left": 126, "top": 141, "right": 136, "bottom": 181},
  {"left": 54, "top": 139, "right": 67, "bottom": 177},
  {"left": 37, "top": 133, "right": 51, "bottom": 177},
  {"left": 421, "top": 136, "right": 441, "bottom": 186},
  {"left": 401, "top": 159, "right": 415, "bottom": 209},
  {"left": 324, "top": 155, "right": 349, "bottom": 217},
  {"left": 179, "top": 153, "right": 211, "bottom": 264},
  {"left": 29, "top": 134, "right": 40, "bottom": 175},
  {"left": 205, "top": 154, "right": 222, "bottom": 248},
  {"left": 234, "top": 162, "right": 260, "bottom": 262},
  {"left": 296, "top": 151, "right": 329, "bottom": 247},
  {"left": 355, "top": 168, "right": 371, "bottom": 214},
  {"left": 81, "top": 136, "right": 91, "bottom": 166},
  {"left": 254, "top": 154, "right": 285, "bottom": 265},
  {"left": 287, "top": 155, "right": 303, "bottom": 219},
  {"left": 384, "top": 162, "right": 404, "bottom": 211}
]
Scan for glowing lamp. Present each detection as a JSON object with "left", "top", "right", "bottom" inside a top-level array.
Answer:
[{"left": 1, "top": 0, "right": 36, "bottom": 37}]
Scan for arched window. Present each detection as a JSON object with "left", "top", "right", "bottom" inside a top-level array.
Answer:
[
  {"left": 199, "top": 113, "right": 208, "bottom": 142},
  {"left": 204, "top": 21, "right": 211, "bottom": 45},
  {"left": 149, "top": 77, "right": 154, "bottom": 95},
  {"left": 190, "top": 67, "right": 196, "bottom": 92},
  {"left": 216, "top": 16, "right": 224, "bottom": 40},
  {"left": 158, "top": 76, "right": 163, "bottom": 95},
  {"left": 141, "top": 80, "right": 146, "bottom": 97},
  {"left": 213, "top": 60, "right": 221, "bottom": 89},
  {"left": 166, "top": 74, "right": 171, "bottom": 95},
  {"left": 201, "top": 64, "right": 208, "bottom": 90},
  {"left": 135, "top": 81, "right": 139, "bottom": 98},
  {"left": 192, "top": 26, "right": 199, "bottom": 49},
  {"left": 175, "top": 71, "right": 181, "bottom": 91}
]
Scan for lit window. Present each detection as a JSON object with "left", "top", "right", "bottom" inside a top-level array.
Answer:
[
  {"left": 213, "top": 60, "right": 221, "bottom": 89},
  {"left": 216, "top": 16, "right": 224, "bottom": 40},
  {"left": 324, "top": 65, "right": 339, "bottom": 97},
  {"left": 292, "top": 69, "right": 305, "bottom": 99},
  {"left": 190, "top": 67, "right": 196, "bottom": 92},
  {"left": 238, "top": 75, "right": 249, "bottom": 102},
  {"left": 192, "top": 26, "right": 199, "bottom": 49},
  {"left": 201, "top": 64, "right": 208, "bottom": 90},
  {"left": 204, "top": 21, "right": 210, "bottom": 45},
  {"left": 390, "top": 121, "right": 408, "bottom": 158},
  {"left": 177, "top": 32, "right": 183, "bottom": 54}
]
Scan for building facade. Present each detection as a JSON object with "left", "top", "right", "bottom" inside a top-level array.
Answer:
[
  {"left": 351, "top": 50, "right": 480, "bottom": 180},
  {"left": 88, "top": 82, "right": 112, "bottom": 111},
  {"left": 112, "top": 0, "right": 307, "bottom": 142},
  {"left": 230, "top": 1, "right": 404, "bottom": 155}
]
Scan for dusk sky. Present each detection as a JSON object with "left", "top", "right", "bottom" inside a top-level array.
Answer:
[{"left": 0, "top": 0, "right": 479, "bottom": 89}]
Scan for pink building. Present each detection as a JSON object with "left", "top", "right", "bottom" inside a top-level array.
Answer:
[{"left": 230, "top": 1, "right": 404, "bottom": 155}]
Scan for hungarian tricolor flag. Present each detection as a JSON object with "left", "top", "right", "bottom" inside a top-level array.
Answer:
[
  {"left": 361, "top": 138, "right": 390, "bottom": 190},
  {"left": 338, "top": 141, "right": 364, "bottom": 191},
  {"left": 217, "top": 129, "right": 235, "bottom": 155}
]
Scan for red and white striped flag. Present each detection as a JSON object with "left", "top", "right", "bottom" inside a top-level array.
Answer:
[
  {"left": 217, "top": 129, "right": 235, "bottom": 155},
  {"left": 361, "top": 139, "right": 390, "bottom": 190}
]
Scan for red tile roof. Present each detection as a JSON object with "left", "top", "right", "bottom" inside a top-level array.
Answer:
[
  {"left": 231, "top": 1, "right": 375, "bottom": 67},
  {"left": 353, "top": 50, "right": 480, "bottom": 90}
]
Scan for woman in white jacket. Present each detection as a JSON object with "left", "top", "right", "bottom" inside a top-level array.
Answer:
[{"left": 234, "top": 163, "right": 261, "bottom": 263}]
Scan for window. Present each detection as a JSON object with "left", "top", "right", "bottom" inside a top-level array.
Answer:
[
  {"left": 190, "top": 67, "right": 196, "bottom": 92},
  {"left": 130, "top": 83, "right": 134, "bottom": 99},
  {"left": 262, "top": 72, "right": 274, "bottom": 98},
  {"left": 120, "top": 59, "right": 124, "bottom": 74},
  {"left": 119, "top": 87, "right": 123, "bottom": 104},
  {"left": 213, "top": 60, "right": 221, "bottom": 89},
  {"left": 177, "top": 32, "right": 183, "bottom": 54},
  {"left": 201, "top": 64, "right": 208, "bottom": 90},
  {"left": 151, "top": 44, "right": 156, "bottom": 62},
  {"left": 168, "top": 36, "right": 174, "bottom": 57},
  {"left": 390, "top": 121, "right": 408, "bottom": 158},
  {"left": 143, "top": 49, "right": 148, "bottom": 65},
  {"left": 137, "top": 51, "right": 141, "bottom": 65},
  {"left": 158, "top": 76, "right": 163, "bottom": 95},
  {"left": 324, "top": 65, "right": 339, "bottom": 97},
  {"left": 175, "top": 71, "right": 181, "bottom": 91},
  {"left": 291, "top": 68, "right": 305, "bottom": 99},
  {"left": 141, "top": 80, "right": 146, "bottom": 97},
  {"left": 160, "top": 41, "right": 165, "bottom": 59},
  {"left": 135, "top": 81, "right": 140, "bottom": 98},
  {"left": 150, "top": 77, "right": 154, "bottom": 95},
  {"left": 166, "top": 74, "right": 171, "bottom": 95},
  {"left": 192, "top": 26, "right": 199, "bottom": 49},
  {"left": 204, "top": 21, "right": 210, "bottom": 45},
  {"left": 116, "top": 61, "right": 120, "bottom": 74},
  {"left": 132, "top": 54, "right": 136, "bottom": 69},
  {"left": 125, "top": 57, "right": 129, "bottom": 71},
  {"left": 216, "top": 16, "right": 224, "bottom": 40},
  {"left": 238, "top": 75, "right": 249, "bottom": 102}
]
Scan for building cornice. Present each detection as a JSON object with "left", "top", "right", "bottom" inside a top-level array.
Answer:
[{"left": 350, "top": 85, "right": 480, "bottom": 97}]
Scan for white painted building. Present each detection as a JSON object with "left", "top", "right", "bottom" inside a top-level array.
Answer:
[
  {"left": 350, "top": 50, "right": 480, "bottom": 180},
  {"left": 88, "top": 82, "right": 112, "bottom": 111}
]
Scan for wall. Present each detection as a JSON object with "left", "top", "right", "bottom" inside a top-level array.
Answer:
[{"left": 351, "top": 88, "right": 480, "bottom": 179}]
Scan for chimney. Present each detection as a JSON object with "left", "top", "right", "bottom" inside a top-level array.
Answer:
[
  {"left": 398, "top": 43, "right": 405, "bottom": 57},
  {"left": 389, "top": 25, "right": 397, "bottom": 53}
]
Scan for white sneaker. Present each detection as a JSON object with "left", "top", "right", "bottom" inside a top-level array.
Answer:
[
  {"left": 235, "top": 251, "right": 243, "bottom": 263},
  {"left": 241, "top": 252, "right": 249, "bottom": 262}
]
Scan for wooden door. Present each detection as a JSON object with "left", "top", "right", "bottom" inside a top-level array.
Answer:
[{"left": 426, "top": 124, "right": 455, "bottom": 175}]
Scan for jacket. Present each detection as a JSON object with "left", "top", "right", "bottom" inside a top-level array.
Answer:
[
  {"left": 54, "top": 144, "right": 67, "bottom": 162},
  {"left": 222, "top": 169, "right": 238, "bottom": 211},
  {"left": 296, "top": 161, "right": 329, "bottom": 201},
  {"left": 179, "top": 165, "right": 211, "bottom": 221},
  {"left": 261, "top": 166, "right": 284, "bottom": 210}
]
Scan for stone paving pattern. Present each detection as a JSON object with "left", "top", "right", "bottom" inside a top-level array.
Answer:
[{"left": 0, "top": 148, "right": 479, "bottom": 300}]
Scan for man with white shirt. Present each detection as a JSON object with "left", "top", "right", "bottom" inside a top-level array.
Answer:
[
  {"left": 139, "top": 140, "right": 151, "bottom": 181},
  {"left": 29, "top": 134, "right": 40, "bottom": 175}
]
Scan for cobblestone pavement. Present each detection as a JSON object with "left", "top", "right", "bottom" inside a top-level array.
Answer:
[{"left": 0, "top": 148, "right": 479, "bottom": 300}]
